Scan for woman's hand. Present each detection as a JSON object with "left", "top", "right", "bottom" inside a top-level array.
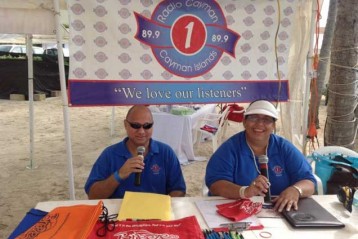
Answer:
[
  {"left": 244, "top": 175, "right": 270, "bottom": 198},
  {"left": 272, "top": 186, "right": 300, "bottom": 212}
]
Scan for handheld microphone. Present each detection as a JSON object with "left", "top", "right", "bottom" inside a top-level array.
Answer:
[
  {"left": 134, "top": 146, "right": 145, "bottom": 186},
  {"left": 258, "top": 155, "right": 271, "bottom": 202}
]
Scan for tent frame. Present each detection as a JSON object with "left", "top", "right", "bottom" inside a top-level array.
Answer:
[
  {"left": 53, "top": 0, "right": 75, "bottom": 200},
  {"left": 0, "top": 0, "right": 75, "bottom": 200}
]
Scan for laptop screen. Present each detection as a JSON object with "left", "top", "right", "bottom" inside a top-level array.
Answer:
[{"left": 281, "top": 197, "right": 345, "bottom": 228}]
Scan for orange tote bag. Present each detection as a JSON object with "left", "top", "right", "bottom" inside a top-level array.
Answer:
[{"left": 16, "top": 201, "right": 103, "bottom": 239}]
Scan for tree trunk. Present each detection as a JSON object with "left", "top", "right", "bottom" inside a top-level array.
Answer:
[
  {"left": 324, "top": 0, "right": 358, "bottom": 149},
  {"left": 311, "top": 0, "right": 337, "bottom": 128}
]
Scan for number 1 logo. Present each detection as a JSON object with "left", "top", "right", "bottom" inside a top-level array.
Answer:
[{"left": 171, "top": 15, "right": 206, "bottom": 56}]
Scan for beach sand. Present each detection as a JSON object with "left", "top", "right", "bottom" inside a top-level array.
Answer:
[{"left": 0, "top": 96, "right": 332, "bottom": 238}]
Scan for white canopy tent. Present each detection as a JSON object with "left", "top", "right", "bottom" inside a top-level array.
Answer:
[
  {"left": 0, "top": 0, "right": 321, "bottom": 200},
  {"left": 0, "top": 0, "right": 75, "bottom": 199}
]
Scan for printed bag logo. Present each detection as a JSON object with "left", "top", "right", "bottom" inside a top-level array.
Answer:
[
  {"left": 114, "top": 229, "right": 179, "bottom": 239},
  {"left": 17, "top": 213, "right": 60, "bottom": 239},
  {"left": 88, "top": 216, "right": 204, "bottom": 239}
]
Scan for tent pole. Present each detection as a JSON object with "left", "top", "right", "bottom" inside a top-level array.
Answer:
[
  {"left": 302, "top": 0, "right": 317, "bottom": 151},
  {"left": 26, "top": 34, "right": 36, "bottom": 169},
  {"left": 110, "top": 107, "right": 115, "bottom": 136},
  {"left": 53, "top": 0, "right": 75, "bottom": 200}
]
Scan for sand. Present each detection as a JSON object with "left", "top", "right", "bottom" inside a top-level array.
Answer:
[{"left": 0, "top": 96, "right": 333, "bottom": 238}]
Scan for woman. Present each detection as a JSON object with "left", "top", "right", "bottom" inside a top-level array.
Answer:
[{"left": 205, "top": 100, "right": 316, "bottom": 212}]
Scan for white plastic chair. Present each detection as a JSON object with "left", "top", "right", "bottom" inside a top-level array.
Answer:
[
  {"left": 313, "top": 174, "right": 324, "bottom": 195},
  {"left": 193, "top": 105, "right": 231, "bottom": 153},
  {"left": 310, "top": 146, "right": 358, "bottom": 195},
  {"left": 202, "top": 179, "right": 209, "bottom": 196}
]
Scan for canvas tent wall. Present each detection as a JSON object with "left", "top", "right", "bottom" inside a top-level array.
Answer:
[{"left": 0, "top": 0, "right": 319, "bottom": 200}]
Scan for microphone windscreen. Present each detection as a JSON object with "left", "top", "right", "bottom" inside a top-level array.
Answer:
[
  {"left": 137, "top": 146, "right": 145, "bottom": 155},
  {"left": 258, "top": 155, "right": 268, "bottom": 164}
]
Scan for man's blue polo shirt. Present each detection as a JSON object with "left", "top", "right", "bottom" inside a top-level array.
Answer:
[{"left": 85, "top": 138, "right": 186, "bottom": 198}]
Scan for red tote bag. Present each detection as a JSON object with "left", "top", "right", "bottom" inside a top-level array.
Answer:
[
  {"left": 88, "top": 216, "right": 204, "bottom": 239},
  {"left": 222, "top": 104, "right": 244, "bottom": 123}
]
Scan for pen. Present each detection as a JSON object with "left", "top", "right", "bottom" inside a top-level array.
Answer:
[
  {"left": 202, "top": 230, "right": 207, "bottom": 238},
  {"left": 207, "top": 229, "right": 214, "bottom": 239},
  {"left": 213, "top": 230, "right": 221, "bottom": 239},
  {"left": 214, "top": 231, "right": 221, "bottom": 239},
  {"left": 225, "top": 232, "right": 232, "bottom": 239},
  {"left": 203, "top": 229, "right": 209, "bottom": 239},
  {"left": 230, "top": 230, "right": 236, "bottom": 239}
]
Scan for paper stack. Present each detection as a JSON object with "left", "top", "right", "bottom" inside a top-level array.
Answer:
[{"left": 117, "top": 191, "right": 172, "bottom": 221}]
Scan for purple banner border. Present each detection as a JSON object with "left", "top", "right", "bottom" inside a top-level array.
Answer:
[{"left": 68, "top": 80, "right": 289, "bottom": 106}]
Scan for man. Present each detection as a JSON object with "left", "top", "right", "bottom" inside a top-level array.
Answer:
[
  {"left": 85, "top": 105, "right": 186, "bottom": 199},
  {"left": 205, "top": 100, "right": 316, "bottom": 212}
]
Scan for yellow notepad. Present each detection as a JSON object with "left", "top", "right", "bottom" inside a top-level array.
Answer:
[{"left": 117, "top": 191, "right": 172, "bottom": 221}]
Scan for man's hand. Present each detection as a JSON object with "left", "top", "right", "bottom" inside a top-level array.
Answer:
[{"left": 118, "top": 155, "right": 145, "bottom": 179}]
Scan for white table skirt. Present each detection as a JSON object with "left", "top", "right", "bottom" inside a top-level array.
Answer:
[{"left": 151, "top": 104, "right": 216, "bottom": 165}]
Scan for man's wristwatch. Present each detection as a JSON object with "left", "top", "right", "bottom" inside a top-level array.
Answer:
[{"left": 292, "top": 185, "right": 303, "bottom": 197}]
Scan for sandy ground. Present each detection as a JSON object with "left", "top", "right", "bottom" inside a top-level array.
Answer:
[
  {"left": 0, "top": 95, "right": 349, "bottom": 238},
  {"left": 0, "top": 97, "right": 226, "bottom": 238}
]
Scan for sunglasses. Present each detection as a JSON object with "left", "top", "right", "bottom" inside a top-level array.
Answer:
[
  {"left": 126, "top": 120, "right": 154, "bottom": 130},
  {"left": 246, "top": 115, "right": 275, "bottom": 125}
]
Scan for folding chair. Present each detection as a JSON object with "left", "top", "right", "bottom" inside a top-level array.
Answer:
[{"left": 193, "top": 105, "right": 231, "bottom": 153}]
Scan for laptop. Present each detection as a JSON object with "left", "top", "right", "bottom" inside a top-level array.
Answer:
[{"left": 281, "top": 197, "right": 345, "bottom": 228}]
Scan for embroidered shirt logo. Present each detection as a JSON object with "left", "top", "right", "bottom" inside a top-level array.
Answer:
[
  {"left": 273, "top": 165, "right": 283, "bottom": 176},
  {"left": 151, "top": 164, "right": 161, "bottom": 174}
]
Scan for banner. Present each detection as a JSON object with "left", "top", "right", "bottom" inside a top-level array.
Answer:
[{"left": 68, "top": 0, "right": 297, "bottom": 106}]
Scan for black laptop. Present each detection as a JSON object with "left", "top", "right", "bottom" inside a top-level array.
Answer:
[{"left": 281, "top": 197, "right": 345, "bottom": 228}]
